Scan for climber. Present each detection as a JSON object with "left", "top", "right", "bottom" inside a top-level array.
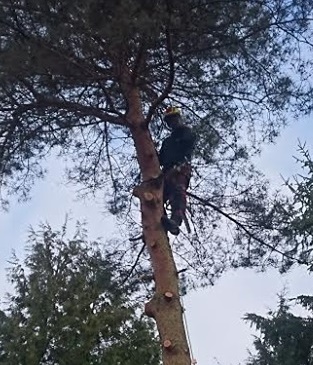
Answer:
[{"left": 159, "top": 106, "right": 196, "bottom": 235}]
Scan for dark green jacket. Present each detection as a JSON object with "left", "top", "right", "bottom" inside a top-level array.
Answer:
[{"left": 159, "top": 125, "right": 196, "bottom": 171}]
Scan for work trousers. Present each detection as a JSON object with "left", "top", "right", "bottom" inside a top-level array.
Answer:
[{"left": 163, "top": 163, "right": 192, "bottom": 226}]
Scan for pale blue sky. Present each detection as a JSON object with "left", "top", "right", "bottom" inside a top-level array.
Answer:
[{"left": 0, "top": 116, "right": 312, "bottom": 364}]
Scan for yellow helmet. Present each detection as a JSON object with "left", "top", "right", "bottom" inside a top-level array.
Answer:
[{"left": 164, "top": 106, "right": 181, "bottom": 117}]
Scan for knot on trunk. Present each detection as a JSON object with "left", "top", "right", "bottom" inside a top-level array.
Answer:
[
  {"left": 145, "top": 291, "right": 180, "bottom": 318},
  {"left": 133, "top": 174, "right": 163, "bottom": 197},
  {"left": 133, "top": 187, "right": 158, "bottom": 205},
  {"left": 133, "top": 177, "right": 163, "bottom": 206}
]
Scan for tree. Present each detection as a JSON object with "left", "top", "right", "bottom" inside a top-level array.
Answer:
[
  {"left": 0, "top": 222, "right": 160, "bottom": 365},
  {"left": 242, "top": 144, "right": 313, "bottom": 363},
  {"left": 259, "top": 144, "right": 313, "bottom": 271},
  {"left": 1, "top": 1, "right": 313, "bottom": 364},
  {"left": 244, "top": 295, "right": 313, "bottom": 365}
]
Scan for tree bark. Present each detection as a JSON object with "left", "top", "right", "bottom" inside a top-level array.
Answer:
[{"left": 126, "top": 92, "right": 191, "bottom": 365}]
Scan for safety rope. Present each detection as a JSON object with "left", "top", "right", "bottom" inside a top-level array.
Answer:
[{"left": 181, "top": 296, "right": 197, "bottom": 365}]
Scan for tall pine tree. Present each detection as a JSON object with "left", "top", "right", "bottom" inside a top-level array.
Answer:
[{"left": 1, "top": 1, "right": 313, "bottom": 363}]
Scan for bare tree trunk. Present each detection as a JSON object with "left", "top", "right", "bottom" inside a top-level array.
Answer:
[{"left": 127, "top": 107, "right": 191, "bottom": 365}]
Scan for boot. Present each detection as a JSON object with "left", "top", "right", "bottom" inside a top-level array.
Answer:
[
  {"left": 161, "top": 216, "right": 180, "bottom": 236},
  {"left": 171, "top": 213, "right": 183, "bottom": 227}
]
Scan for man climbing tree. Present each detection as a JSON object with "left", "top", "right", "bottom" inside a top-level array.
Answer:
[{"left": 160, "top": 107, "right": 196, "bottom": 235}]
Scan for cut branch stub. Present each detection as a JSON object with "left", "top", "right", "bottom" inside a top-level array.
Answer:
[
  {"left": 133, "top": 185, "right": 158, "bottom": 205},
  {"left": 144, "top": 301, "right": 154, "bottom": 318},
  {"left": 163, "top": 339, "right": 173, "bottom": 349},
  {"left": 164, "top": 291, "right": 174, "bottom": 301},
  {"left": 133, "top": 185, "right": 141, "bottom": 198},
  {"left": 143, "top": 191, "right": 154, "bottom": 201}
]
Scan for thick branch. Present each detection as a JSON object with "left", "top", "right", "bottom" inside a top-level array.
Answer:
[{"left": 12, "top": 99, "right": 125, "bottom": 126}]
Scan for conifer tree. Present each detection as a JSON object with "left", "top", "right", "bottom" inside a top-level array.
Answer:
[
  {"left": 245, "top": 295, "right": 313, "bottom": 365},
  {"left": 0, "top": 223, "right": 161, "bottom": 365},
  {"left": 1, "top": 1, "right": 313, "bottom": 364}
]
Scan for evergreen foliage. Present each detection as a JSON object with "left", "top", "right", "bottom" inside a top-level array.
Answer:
[
  {"left": 244, "top": 146, "right": 313, "bottom": 364},
  {"left": 1, "top": 0, "right": 313, "bottom": 285},
  {"left": 262, "top": 145, "right": 313, "bottom": 271},
  {"left": 245, "top": 295, "right": 313, "bottom": 365},
  {"left": 0, "top": 223, "right": 160, "bottom": 365}
]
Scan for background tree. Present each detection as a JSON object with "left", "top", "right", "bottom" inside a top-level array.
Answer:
[
  {"left": 0, "top": 222, "right": 160, "bottom": 365},
  {"left": 244, "top": 294, "right": 313, "bottom": 365},
  {"left": 1, "top": 1, "right": 313, "bottom": 364},
  {"left": 258, "top": 144, "right": 313, "bottom": 271},
  {"left": 243, "top": 145, "right": 313, "bottom": 365}
]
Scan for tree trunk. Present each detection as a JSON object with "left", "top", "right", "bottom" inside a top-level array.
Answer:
[{"left": 128, "top": 110, "right": 191, "bottom": 365}]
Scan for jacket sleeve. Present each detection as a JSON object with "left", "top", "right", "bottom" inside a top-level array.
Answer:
[{"left": 179, "top": 127, "right": 196, "bottom": 149}]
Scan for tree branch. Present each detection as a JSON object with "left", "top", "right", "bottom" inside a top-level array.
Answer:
[
  {"left": 12, "top": 99, "right": 126, "bottom": 126},
  {"left": 187, "top": 192, "right": 310, "bottom": 266},
  {"left": 121, "top": 242, "right": 146, "bottom": 285},
  {"left": 131, "top": 38, "right": 148, "bottom": 83},
  {"left": 145, "top": 26, "right": 175, "bottom": 124}
]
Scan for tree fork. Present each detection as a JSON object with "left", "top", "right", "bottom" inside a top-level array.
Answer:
[{"left": 129, "top": 109, "right": 191, "bottom": 365}]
